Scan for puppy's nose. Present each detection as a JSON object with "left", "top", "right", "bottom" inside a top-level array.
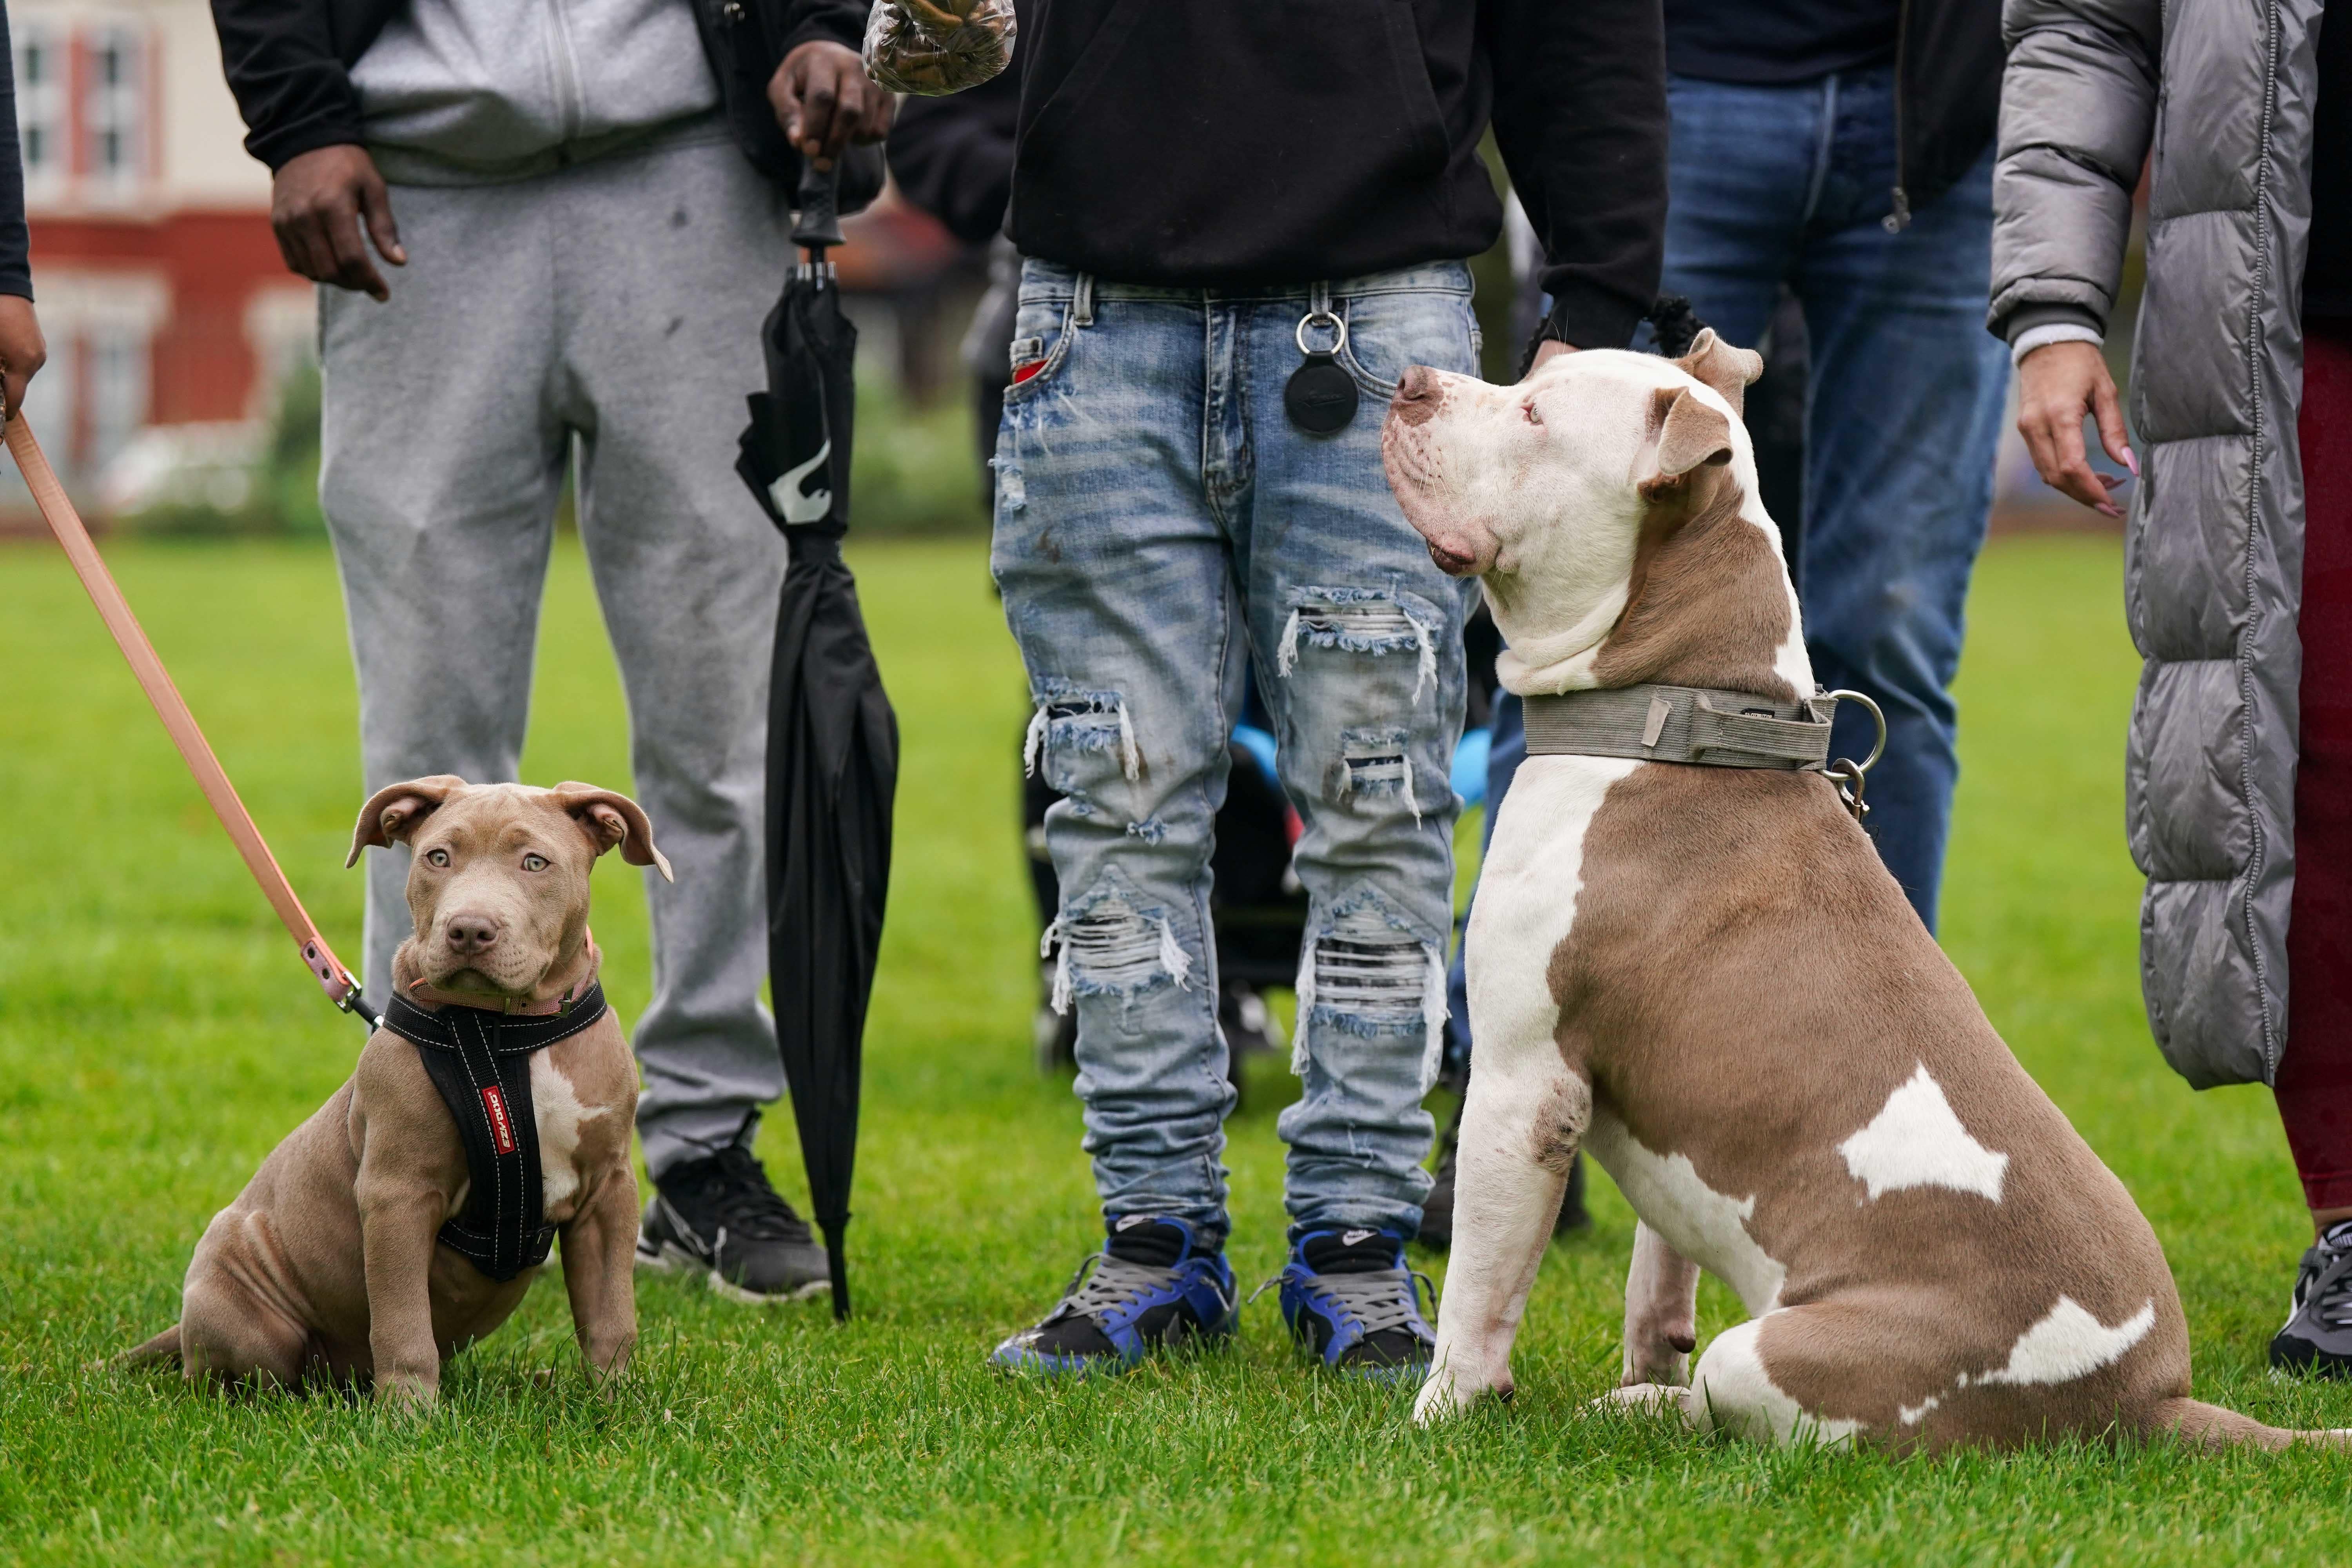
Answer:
[
  {"left": 442, "top": 913, "right": 499, "bottom": 956},
  {"left": 1390, "top": 365, "right": 1442, "bottom": 425}
]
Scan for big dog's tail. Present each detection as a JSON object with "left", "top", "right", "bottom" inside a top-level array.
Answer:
[
  {"left": 112, "top": 1324, "right": 182, "bottom": 1370},
  {"left": 2150, "top": 1396, "right": 2352, "bottom": 1451}
]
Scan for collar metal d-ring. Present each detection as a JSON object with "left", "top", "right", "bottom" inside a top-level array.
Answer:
[
  {"left": 1296, "top": 309, "right": 1348, "bottom": 357},
  {"left": 1822, "top": 688, "right": 1886, "bottom": 774},
  {"left": 1821, "top": 688, "right": 1886, "bottom": 824}
]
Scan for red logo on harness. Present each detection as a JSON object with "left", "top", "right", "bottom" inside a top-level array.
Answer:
[{"left": 481, "top": 1085, "right": 518, "bottom": 1155}]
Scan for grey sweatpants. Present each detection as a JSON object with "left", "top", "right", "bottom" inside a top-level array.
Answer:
[{"left": 320, "top": 132, "right": 788, "bottom": 1178}]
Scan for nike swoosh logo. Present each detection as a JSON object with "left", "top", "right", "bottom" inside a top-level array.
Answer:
[{"left": 770, "top": 438, "right": 832, "bottom": 525}]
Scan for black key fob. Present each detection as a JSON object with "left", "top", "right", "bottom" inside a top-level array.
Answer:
[{"left": 1286, "top": 309, "right": 1358, "bottom": 435}]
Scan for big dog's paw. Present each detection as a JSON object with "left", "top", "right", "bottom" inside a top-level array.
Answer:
[{"left": 1591, "top": 1382, "right": 1694, "bottom": 1423}]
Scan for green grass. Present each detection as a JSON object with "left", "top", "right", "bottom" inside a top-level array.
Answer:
[{"left": 2, "top": 534, "right": 2348, "bottom": 1565}]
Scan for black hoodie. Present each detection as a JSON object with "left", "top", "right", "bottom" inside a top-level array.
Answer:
[{"left": 1003, "top": 0, "right": 1668, "bottom": 350}]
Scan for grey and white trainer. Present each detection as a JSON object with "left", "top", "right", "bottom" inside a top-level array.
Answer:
[{"left": 2270, "top": 1218, "right": 2352, "bottom": 1376}]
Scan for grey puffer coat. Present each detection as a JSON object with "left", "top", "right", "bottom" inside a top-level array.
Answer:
[{"left": 1991, "top": 0, "right": 2322, "bottom": 1088}]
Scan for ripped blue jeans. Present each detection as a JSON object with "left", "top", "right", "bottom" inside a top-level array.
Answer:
[{"left": 992, "top": 259, "right": 1479, "bottom": 1245}]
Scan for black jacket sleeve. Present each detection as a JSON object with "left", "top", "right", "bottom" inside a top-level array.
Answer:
[
  {"left": 0, "top": 2, "right": 31, "bottom": 300},
  {"left": 209, "top": 0, "right": 396, "bottom": 172},
  {"left": 1486, "top": 0, "right": 1668, "bottom": 350},
  {"left": 886, "top": 65, "right": 1020, "bottom": 245},
  {"left": 776, "top": 0, "right": 870, "bottom": 60}
]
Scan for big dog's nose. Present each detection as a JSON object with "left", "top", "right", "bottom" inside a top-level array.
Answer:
[
  {"left": 442, "top": 913, "right": 500, "bottom": 956},
  {"left": 1390, "top": 365, "right": 1443, "bottom": 425}
]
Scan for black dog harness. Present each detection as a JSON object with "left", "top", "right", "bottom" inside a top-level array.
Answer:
[{"left": 382, "top": 984, "right": 609, "bottom": 1283}]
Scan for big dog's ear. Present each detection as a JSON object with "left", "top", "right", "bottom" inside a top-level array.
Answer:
[
  {"left": 1673, "top": 328, "right": 1764, "bottom": 417},
  {"left": 347, "top": 775, "right": 469, "bottom": 866},
  {"left": 1640, "top": 387, "right": 1735, "bottom": 499},
  {"left": 550, "top": 783, "right": 675, "bottom": 882}
]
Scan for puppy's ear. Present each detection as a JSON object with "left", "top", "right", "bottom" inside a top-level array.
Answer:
[
  {"left": 550, "top": 783, "right": 675, "bottom": 882},
  {"left": 1641, "top": 387, "right": 1735, "bottom": 499},
  {"left": 347, "top": 776, "right": 468, "bottom": 867},
  {"left": 1673, "top": 328, "right": 1764, "bottom": 418}
]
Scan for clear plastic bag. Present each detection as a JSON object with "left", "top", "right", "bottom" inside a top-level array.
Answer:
[{"left": 862, "top": 0, "right": 1016, "bottom": 96}]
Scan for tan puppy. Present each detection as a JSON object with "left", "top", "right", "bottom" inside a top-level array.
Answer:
[
  {"left": 1383, "top": 334, "right": 2337, "bottom": 1451},
  {"left": 125, "top": 778, "right": 666, "bottom": 1404}
]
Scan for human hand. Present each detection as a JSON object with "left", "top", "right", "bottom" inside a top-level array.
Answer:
[
  {"left": 1528, "top": 338, "right": 1576, "bottom": 373},
  {"left": 2017, "top": 339, "right": 2135, "bottom": 517},
  {"left": 769, "top": 41, "right": 895, "bottom": 171},
  {"left": 0, "top": 294, "right": 47, "bottom": 421},
  {"left": 271, "top": 145, "right": 405, "bottom": 301}
]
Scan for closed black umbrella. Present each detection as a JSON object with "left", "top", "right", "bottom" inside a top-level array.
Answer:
[{"left": 736, "top": 162, "right": 898, "bottom": 1321}]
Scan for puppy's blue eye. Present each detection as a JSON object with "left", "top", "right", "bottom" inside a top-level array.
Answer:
[
  {"left": 1523, "top": 401, "right": 1542, "bottom": 425},
  {"left": 425, "top": 849, "right": 450, "bottom": 867},
  {"left": 523, "top": 855, "right": 548, "bottom": 872}
]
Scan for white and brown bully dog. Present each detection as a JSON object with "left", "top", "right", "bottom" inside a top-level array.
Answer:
[
  {"left": 1383, "top": 333, "right": 2334, "bottom": 1451},
  {"left": 123, "top": 777, "right": 666, "bottom": 1405}
]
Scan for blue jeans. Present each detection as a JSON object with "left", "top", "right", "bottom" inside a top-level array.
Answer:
[
  {"left": 1659, "top": 66, "right": 2008, "bottom": 930},
  {"left": 992, "top": 260, "right": 1480, "bottom": 1244}
]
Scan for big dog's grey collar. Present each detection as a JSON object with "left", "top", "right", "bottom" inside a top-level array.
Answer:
[{"left": 1521, "top": 682, "right": 1886, "bottom": 819}]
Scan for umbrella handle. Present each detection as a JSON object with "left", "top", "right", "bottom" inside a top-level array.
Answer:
[{"left": 793, "top": 158, "right": 844, "bottom": 254}]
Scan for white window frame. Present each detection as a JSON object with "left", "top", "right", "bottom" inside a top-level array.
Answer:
[
  {"left": 13, "top": 19, "right": 64, "bottom": 202},
  {"left": 80, "top": 23, "right": 145, "bottom": 198}
]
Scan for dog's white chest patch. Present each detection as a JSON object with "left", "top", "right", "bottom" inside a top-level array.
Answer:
[
  {"left": 1584, "top": 1106, "right": 1787, "bottom": 1315},
  {"left": 1837, "top": 1063, "right": 2009, "bottom": 1203},
  {"left": 531, "top": 1053, "right": 610, "bottom": 1214},
  {"left": 1974, "top": 1296, "right": 2156, "bottom": 1388},
  {"left": 1464, "top": 755, "right": 1639, "bottom": 1069}
]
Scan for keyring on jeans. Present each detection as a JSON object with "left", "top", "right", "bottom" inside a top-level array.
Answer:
[{"left": 1296, "top": 310, "right": 1348, "bottom": 358}]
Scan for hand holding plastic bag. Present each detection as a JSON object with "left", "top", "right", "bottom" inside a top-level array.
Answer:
[{"left": 862, "top": 0, "right": 1016, "bottom": 96}]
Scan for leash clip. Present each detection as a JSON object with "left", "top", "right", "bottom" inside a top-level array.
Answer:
[{"left": 1819, "top": 688, "right": 1887, "bottom": 826}]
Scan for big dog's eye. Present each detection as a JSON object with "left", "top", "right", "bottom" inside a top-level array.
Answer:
[
  {"left": 523, "top": 854, "right": 548, "bottom": 872},
  {"left": 1523, "top": 400, "right": 1543, "bottom": 426},
  {"left": 425, "top": 849, "right": 450, "bottom": 867}
]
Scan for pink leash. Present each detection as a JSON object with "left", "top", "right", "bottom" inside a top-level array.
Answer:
[{"left": 10, "top": 415, "right": 372, "bottom": 1022}]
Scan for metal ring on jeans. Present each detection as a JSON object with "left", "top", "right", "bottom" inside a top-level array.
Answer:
[{"left": 1296, "top": 310, "right": 1348, "bottom": 357}]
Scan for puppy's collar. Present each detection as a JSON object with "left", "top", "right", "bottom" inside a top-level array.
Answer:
[
  {"left": 1522, "top": 683, "right": 1835, "bottom": 770},
  {"left": 382, "top": 982, "right": 609, "bottom": 1056}
]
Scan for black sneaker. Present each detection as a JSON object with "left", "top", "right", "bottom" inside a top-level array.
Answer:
[
  {"left": 2271, "top": 1219, "right": 2352, "bottom": 1376},
  {"left": 1416, "top": 1098, "right": 1589, "bottom": 1252},
  {"left": 1272, "top": 1228, "right": 1437, "bottom": 1382},
  {"left": 637, "top": 1143, "right": 829, "bottom": 1304}
]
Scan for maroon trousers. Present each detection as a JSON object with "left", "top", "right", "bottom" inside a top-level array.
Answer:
[{"left": 2276, "top": 320, "right": 2352, "bottom": 1209}]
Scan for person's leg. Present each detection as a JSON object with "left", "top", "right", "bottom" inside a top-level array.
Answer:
[
  {"left": 997, "top": 270, "right": 1243, "bottom": 1240},
  {"left": 2270, "top": 319, "right": 2352, "bottom": 1372},
  {"left": 550, "top": 138, "right": 793, "bottom": 1183},
  {"left": 982, "top": 268, "right": 1247, "bottom": 1374},
  {"left": 1793, "top": 72, "right": 2010, "bottom": 931},
  {"left": 1238, "top": 267, "right": 1478, "bottom": 1373},
  {"left": 317, "top": 182, "right": 566, "bottom": 992},
  {"left": 1656, "top": 74, "right": 1820, "bottom": 370}
]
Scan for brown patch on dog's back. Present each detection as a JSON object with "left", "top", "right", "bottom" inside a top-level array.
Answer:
[{"left": 1592, "top": 470, "right": 1796, "bottom": 702}]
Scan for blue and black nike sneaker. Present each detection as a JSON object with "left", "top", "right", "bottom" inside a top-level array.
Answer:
[
  {"left": 989, "top": 1216, "right": 1237, "bottom": 1377},
  {"left": 1274, "top": 1227, "right": 1437, "bottom": 1382}
]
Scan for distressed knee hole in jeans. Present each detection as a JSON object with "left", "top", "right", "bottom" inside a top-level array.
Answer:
[
  {"left": 1335, "top": 725, "right": 1422, "bottom": 825},
  {"left": 1041, "top": 877, "right": 1193, "bottom": 1015},
  {"left": 1291, "top": 891, "right": 1448, "bottom": 1089},
  {"left": 1276, "top": 588, "right": 1437, "bottom": 698},
  {"left": 1024, "top": 684, "right": 1142, "bottom": 784}
]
